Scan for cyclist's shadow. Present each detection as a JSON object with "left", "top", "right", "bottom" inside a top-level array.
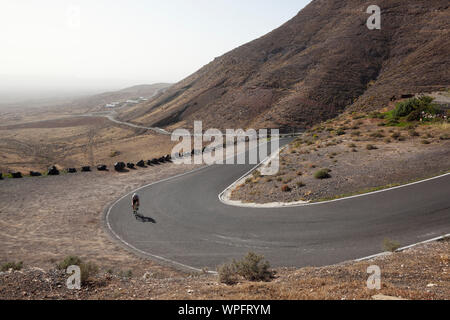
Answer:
[{"left": 134, "top": 213, "right": 156, "bottom": 224}]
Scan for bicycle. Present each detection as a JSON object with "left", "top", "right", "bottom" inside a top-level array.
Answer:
[{"left": 132, "top": 203, "right": 139, "bottom": 216}]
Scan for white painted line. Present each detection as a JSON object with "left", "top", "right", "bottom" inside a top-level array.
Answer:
[
  {"left": 105, "top": 138, "right": 289, "bottom": 273},
  {"left": 106, "top": 134, "right": 448, "bottom": 273},
  {"left": 395, "top": 234, "right": 450, "bottom": 252},
  {"left": 219, "top": 164, "right": 450, "bottom": 208},
  {"left": 105, "top": 165, "right": 214, "bottom": 274},
  {"left": 355, "top": 234, "right": 450, "bottom": 262},
  {"left": 218, "top": 144, "right": 312, "bottom": 208}
]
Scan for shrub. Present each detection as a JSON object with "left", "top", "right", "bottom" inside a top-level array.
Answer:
[
  {"left": 391, "top": 132, "right": 401, "bottom": 140},
  {"left": 421, "top": 140, "right": 431, "bottom": 145},
  {"left": 218, "top": 252, "right": 273, "bottom": 285},
  {"left": 440, "top": 134, "right": 450, "bottom": 140},
  {"left": 218, "top": 263, "right": 239, "bottom": 285},
  {"left": 252, "top": 170, "right": 261, "bottom": 178},
  {"left": 1, "top": 261, "right": 23, "bottom": 272},
  {"left": 314, "top": 169, "right": 331, "bottom": 179},
  {"left": 296, "top": 181, "right": 306, "bottom": 188},
  {"left": 392, "top": 96, "right": 440, "bottom": 120},
  {"left": 385, "top": 118, "right": 400, "bottom": 126},
  {"left": 57, "top": 256, "right": 83, "bottom": 270},
  {"left": 383, "top": 238, "right": 401, "bottom": 252},
  {"left": 80, "top": 262, "right": 99, "bottom": 284},
  {"left": 335, "top": 128, "right": 346, "bottom": 136},
  {"left": 57, "top": 256, "right": 98, "bottom": 284},
  {"left": 370, "top": 132, "right": 384, "bottom": 138},
  {"left": 281, "top": 185, "right": 292, "bottom": 192},
  {"left": 352, "top": 114, "right": 365, "bottom": 120},
  {"left": 109, "top": 150, "right": 120, "bottom": 158},
  {"left": 409, "top": 130, "right": 420, "bottom": 137},
  {"left": 392, "top": 100, "right": 416, "bottom": 118},
  {"left": 366, "top": 144, "right": 378, "bottom": 150},
  {"left": 234, "top": 252, "right": 273, "bottom": 282}
]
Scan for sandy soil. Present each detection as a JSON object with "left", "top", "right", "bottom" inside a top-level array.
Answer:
[
  {"left": 1, "top": 240, "right": 448, "bottom": 300},
  {"left": 0, "top": 115, "right": 177, "bottom": 173},
  {"left": 0, "top": 162, "right": 201, "bottom": 277}
]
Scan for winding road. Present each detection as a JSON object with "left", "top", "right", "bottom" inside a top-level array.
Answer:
[{"left": 106, "top": 138, "right": 450, "bottom": 272}]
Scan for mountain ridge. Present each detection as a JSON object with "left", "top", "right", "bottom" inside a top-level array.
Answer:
[{"left": 119, "top": 0, "right": 449, "bottom": 131}]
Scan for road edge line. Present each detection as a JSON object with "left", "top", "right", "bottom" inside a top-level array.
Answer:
[
  {"left": 355, "top": 234, "right": 450, "bottom": 262},
  {"left": 103, "top": 165, "right": 215, "bottom": 274},
  {"left": 219, "top": 167, "right": 450, "bottom": 208}
]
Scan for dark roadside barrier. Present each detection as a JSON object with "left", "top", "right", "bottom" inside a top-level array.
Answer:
[
  {"left": 151, "top": 158, "right": 159, "bottom": 164},
  {"left": 97, "top": 165, "right": 108, "bottom": 171},
  {"left": 47, "top": 166, "right": 60, "bottom": 176},
  {"left": 114, "top": 162, "right": 126, "bottom": 171},
  {"left": 146, "top": 160, "right": 153, "bottom": 166},
  {"left": 126, "top": 163, "right": 135, "bottom": 169},
  {"left": 137, "top": 160, "right": 146, "bottom": 167},
  {"left": 0, "top": 173, "right": 3, "bottom": 180},
  {"left": 30, "top": 171, "right": 42, "bottom": 177},
  {"left": 12, "top": 172, "right": 22, "bottom": 179},
  {"left": 81, "top": 166, "right": 91, "bottom": 172},
  {"left": 67, "top": 168, "right": 77, "bottom": 173}
]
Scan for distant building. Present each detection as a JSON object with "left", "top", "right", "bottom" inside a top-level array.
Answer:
[{"left": 126, "top": 99, "right": 140, "bottom": 104}]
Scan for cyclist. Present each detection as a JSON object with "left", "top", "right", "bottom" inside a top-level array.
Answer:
[{"left": 131, "top": 193, "right": 140, "bottom": 215}]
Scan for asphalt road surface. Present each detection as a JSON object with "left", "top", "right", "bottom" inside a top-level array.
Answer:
[{"left": 106, "top": 138, "right": 450, "bottom": 271}]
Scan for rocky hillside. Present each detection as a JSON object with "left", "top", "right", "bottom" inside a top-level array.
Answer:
[{"left": 118, "top": 0, "right": 449, "bottom": 132}]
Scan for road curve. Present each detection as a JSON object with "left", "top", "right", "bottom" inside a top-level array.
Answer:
[{"left": 106, "top": 139, "right": 450, "bottom": 271}]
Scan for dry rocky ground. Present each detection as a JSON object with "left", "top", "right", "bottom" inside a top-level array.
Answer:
[
  {"left": 0, "top": 162, "right": 201, "bottom": 278},
  {"left": 0, "top": 157, "right": 448, "bottom": 300},
  {"left": 1, "top": 240, "right": 448, "bottom": 300},
  {"left": 231, "top": 112, "right": 450, "bottom": 204},
  {"left": 0, "top": 115, "right": 176, "bottom": 173},
  {"left": 1, "top": 99, "right": 449, "bottom": 300}
]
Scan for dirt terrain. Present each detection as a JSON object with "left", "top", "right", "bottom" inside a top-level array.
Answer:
[
  {"left": 0, "top": 83, "right": 174, "bottom": 173},
  {"left": 0, "top": 162, "right": 201, "bottom": 275},
  {"left": 0, "top": 112, "right": 176, "bottom": 173},
  {"left": 1, "top": 134, "right": 448, "bottom": 300},
  {"left": 1, "top": 239, "right": 448, "bottom": 300},
  {"left": 231, "top": 112, "right": 450, "bottom": 204}
]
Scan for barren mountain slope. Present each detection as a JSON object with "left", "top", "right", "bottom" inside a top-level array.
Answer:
[{"left": 119, "top": 0, "right": 449, "bottom": 131}]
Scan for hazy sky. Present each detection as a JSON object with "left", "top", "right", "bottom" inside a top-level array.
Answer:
[{"left": 0, "top": 0, "right": 311, "bottom": 96}]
